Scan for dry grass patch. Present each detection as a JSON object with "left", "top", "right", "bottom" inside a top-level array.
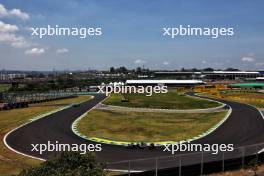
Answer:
[{"left": 78, "top": 109, "right": 227, "bottom": 142}]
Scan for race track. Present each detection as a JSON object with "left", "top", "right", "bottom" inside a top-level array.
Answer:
[{"left": 4, "top": 93, "right": 264, "bottom": 171}]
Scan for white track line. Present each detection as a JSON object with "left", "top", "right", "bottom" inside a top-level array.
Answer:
[{"left": 3, "top": 95, "right": 94, "bottom": 162}]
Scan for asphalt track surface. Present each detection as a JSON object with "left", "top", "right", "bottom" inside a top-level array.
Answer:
[{"left": 5, "top": 93, "right": 264, "bottom": 171}]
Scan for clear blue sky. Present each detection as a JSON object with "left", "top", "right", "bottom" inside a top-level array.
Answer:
[{"left": 0, "top": 0, "right": 264, "bottom": 70}]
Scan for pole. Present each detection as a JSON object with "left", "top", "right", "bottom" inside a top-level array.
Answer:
[
  {"left": 155, "top": 157, "right": 158, "bottom": 176},
  {"left": 242, "top": 147, "right": 245, "bottom": 168},
  {"left": 201, "top": 151, "right": 204, "bottom": 176},
  {"left": 128, "top": 160, "right": 131, "bottom": 176},
  {"left": 179, "top": 156, "right": 181, "bottom": 176},
  {"left": 222, "top": 151, "right": 225, "bottom": 172},
  {"left": 256, "top": 146, "right": 259, "bottom": 163}
]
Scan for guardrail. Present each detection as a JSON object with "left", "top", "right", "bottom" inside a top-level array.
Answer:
[{"left": 106, "top": 142, "right": 264, "bottom": 176}]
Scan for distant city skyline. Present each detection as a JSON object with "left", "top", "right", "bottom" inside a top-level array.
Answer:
[{"left": 0, "top": 0, "right": 264, "bottom": 71}]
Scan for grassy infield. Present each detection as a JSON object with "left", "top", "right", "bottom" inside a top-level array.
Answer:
[
  {"left": 0, "top": 84, "right": 10, "bottom": 92},
  {"left": 104, "top": 90, "right": 220, "bottom": 109},
  {"left": 0, "top": 96, "right": 91, "bottom": 176},
  {"left": 78, "top": 110, "right": 227, "bottom": 142},
  {"left": 78, "top": 90, "right": 264, "bottom": 143},
  {"left": 78, "top": 91, "right": 226, "bottom": 142}
]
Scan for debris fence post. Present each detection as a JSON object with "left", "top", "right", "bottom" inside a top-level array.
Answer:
[
  {"left": 179, "top": 155, "right": 182, "bottom": 176},
  {"left": 222, "top": 151, "right": 225, "bottom": 172},
  {"left": 201, "top": 151, "right": 204, "bottom": 176},
  {"left": 242, "top": 147, "right": 245, "bottom": 168},
  {"left": 256, "top": 146, "right": 259, "bottom": 164},
  {"left": 155, "top": 157, "right": 158, "bottom": 176},
  {"left": 128, "top": 160, "right": 131, "bottom": 176}
]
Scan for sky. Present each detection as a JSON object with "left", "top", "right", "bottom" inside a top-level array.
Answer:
[{"left": 0, "top": 0, "right": 264, "bottom": 71}]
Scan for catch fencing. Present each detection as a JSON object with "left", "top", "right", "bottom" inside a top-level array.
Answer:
[
  {"left": 106, "top": 142, "right": 264, "bottom": 176},
  {"left": 0, "top": 91, "right": 78, "bottom": 110}
]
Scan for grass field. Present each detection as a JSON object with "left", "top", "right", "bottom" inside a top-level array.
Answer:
[
  {"left": 0, "top": 95, "right": 91, "bottom": 176},
  {"left": 204, "top": 91, "right": 264, "bottom": 109},
  {"left": 221, "top": 91, "right": 264, "bottom": 108},
  {"left": 104, "top": 90, "right": 220, "bottom": 109},
  {"left": 78, "top": 109, "right": 227, "bottom": 142},
  {"left": 31, "top": 95, "right": 92, "bottom": 106},
  {"left": 0, "top": 84, "right": 10, "bottom": 92}
]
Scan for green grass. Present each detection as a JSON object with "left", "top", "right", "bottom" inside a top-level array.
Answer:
[
  {"left": 78, "top": 109, "right": 227, "bottom": 142},
  {"left": 0, "top": 84, "right": 10, "bottom": 92},
  {"left": 0, "top": 95, "right": 91, "bottom": 176},
  {"left": 104, "top": 90, "right": 220, "bottom": 109}
]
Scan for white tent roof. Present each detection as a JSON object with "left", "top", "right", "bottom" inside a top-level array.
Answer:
[
  {"left": 126, "top": 80, "right": 204, "bottom": 84},
  {"left": 212, "top": 71, "right": 259, "bottom": 74}
]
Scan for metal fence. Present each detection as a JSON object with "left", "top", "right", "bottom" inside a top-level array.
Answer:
[
  {"left": 1, "top": 91, "right": 78, "bottom": 103},
  {"left": 106, "top": 142, "right": 264, "bottom": 176}
]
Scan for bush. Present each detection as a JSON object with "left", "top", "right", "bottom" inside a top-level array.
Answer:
[{"left": 18, "top": 152, "right": 106, "bottom": 176}]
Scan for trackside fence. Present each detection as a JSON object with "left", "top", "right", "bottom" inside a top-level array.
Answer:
[
  {"left": 0, "top": 91, "right": 78, "bottom": 111},
  {"left": 106, "top": 143, "right": 264, "bottom": 176}
]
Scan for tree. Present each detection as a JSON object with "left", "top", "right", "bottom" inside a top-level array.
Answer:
[
  {"left": 191, "top": 68, "right": 200, "bottom": 72},
  {"left": 180, "top": 67, "right": 186, "bottom": 72},
  {"left": 110, "top": 67, "right": 115, "bottom": 73},
  {"left": 118, "top": 66, "right": 128, "bottom": 73},
  {"left": 203, "top": 67, "right": 214, "bottom": 71},
  {"left": 136, "top": 67, "right": 142, "bottom": 73},
  {"left": 18, "top": 152, "right": 106, "bottom": 176},
  {"left": 225, "top": 67, "right": 239, "bottom": 71},
  {"left": 246, "top": 158, "right": 259, "bottom": 176}
]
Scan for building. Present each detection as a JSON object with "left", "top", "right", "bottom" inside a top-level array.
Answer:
[
  {"left": 203, "top": 71, "right": 261, "bottom": 80},
  {"left": 126, "top": 79, "right": 204, "bottom": 87},
  {"left": 0, "top": 73, "right": 26, "bottom": 81},
  {"left": 256, "top": 77, "right": 264, "bottom": 82},
  {"left": 154, "top": 71, "right": 262, "bottom": 80}
]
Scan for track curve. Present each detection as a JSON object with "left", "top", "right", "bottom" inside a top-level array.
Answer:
[{"left": 4, "top": 93, "right": 264, "bottom": 170}]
